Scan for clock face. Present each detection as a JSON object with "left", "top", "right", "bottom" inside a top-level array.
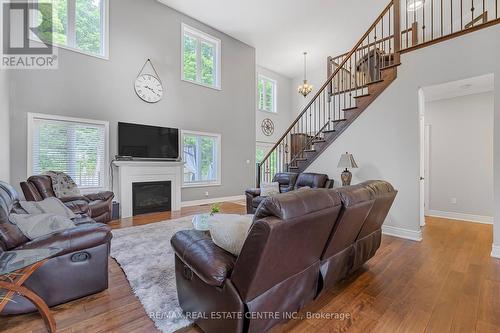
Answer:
[
  {"left": 261, "top": 118, "right": 274, "bottom": 136},
  {"left": 135, "top": 74, "right": 163, "bottom": 103}
]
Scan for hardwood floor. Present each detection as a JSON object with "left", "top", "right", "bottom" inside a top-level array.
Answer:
[{"left": 1, "top": 206, "right": 499, "bottom": 333}]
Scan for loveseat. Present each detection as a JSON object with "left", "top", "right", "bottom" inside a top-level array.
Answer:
[
  {"left": 21, "top": 175, "right": 114, "bottom": 223},
  {"left": 0, "top": 181, "right": 112, "bottom": 315},
  {"left": 172, "top": 180, "right": 397, "bottom": 333},
  {"left": 245, "top": 172, "right": 333, "bottom": 214}
]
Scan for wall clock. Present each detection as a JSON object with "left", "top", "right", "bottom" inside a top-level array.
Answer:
[
  {"left": 135, "top": 59, "right": 163, "bottom": 103},
  {"left": 261, "top": 118, "right": 275, "bottom": 136}
]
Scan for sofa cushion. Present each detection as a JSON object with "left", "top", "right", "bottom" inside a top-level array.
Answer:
[
  {"left": 208, "top": 214, "right": 253, "bottom": 256},
  {"left": 27, "top": 175, "right": 56, "bottom": 199},
  {"left": 171, "top": 230, "right": 236, "bottom": 287},
  {"left": 294, "top": 173, "right": 328, "bottom": 189}
]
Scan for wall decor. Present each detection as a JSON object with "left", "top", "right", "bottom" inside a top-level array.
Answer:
[
  {"left": 261, "top": 118, "right": 275, "bottom": 136},
  {"left": 135, "top": 59, "right": 164, "bottom": 103}
]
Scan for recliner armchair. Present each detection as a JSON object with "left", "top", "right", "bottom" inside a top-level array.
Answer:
[
  {"left": 21, "top": 175, "right": 114, "bottom": 223},
  {"left": 0, "top": 181, "right": 112, "bottom": 315},
  {"left": 245, "top": 172, "right": 333, "bottom": 214}
]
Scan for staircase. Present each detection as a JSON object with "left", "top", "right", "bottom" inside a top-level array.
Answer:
[{"left": 257, "top": 0, "right": 500, "bottom": 185}]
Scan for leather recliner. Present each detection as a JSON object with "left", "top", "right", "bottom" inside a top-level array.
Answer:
[
  {"left": 0, "top": 181, "right": 112, "bottom": 315},
  {"left": 173, "top": 181, "right": 397, "bottom": 333},
  {"left": 245, "top": 172, "right": 334, "bottom": 214},
  {"left": 21, "top": 175, "right": 114, "bottom": 223}
]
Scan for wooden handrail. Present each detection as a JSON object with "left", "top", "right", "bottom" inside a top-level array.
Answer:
[{"left": 260, "top": 0, "right": 396, "bottom": 164}]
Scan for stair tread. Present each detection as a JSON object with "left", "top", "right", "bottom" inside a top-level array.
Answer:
[
  {"left": 295, "top": 158, "right": 307, "bottom": 161},
  {"left": 381, "top": 62, "right": 401, "bottom": 70},
  {"left": 354, "top": 93, "right": 370, "bottom": 99},
  {"left": 343, "top": 106, "right": 358, "bottom": 111},
  {"left": 332, "top": 118, "right": 348, "bottom": 123},
  {"left": 289, "top": 166, "right": 299, "bottom": 169},
  {"left": 323, "top": 129, "right": 336, "bottom": 133},
  {"left": 366, "top": 79, "right": 384, "bottom": 86},
  {"left": 304, "top": 149, "right": 316, "bottom": 152}
]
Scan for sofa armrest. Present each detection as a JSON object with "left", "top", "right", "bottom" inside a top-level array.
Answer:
[
  {"left": 245, "top": 188, "right": 261, "bottom": 197},
  {"left": 15, "top": 223, "right": 112, "bottom": 257},
  {"left": 62, "top": 199, "right": 90, "bottom": 215},
  {"left": 171, "top": 230, "right": 236, "bottom": 287},
  {"left": 84, "top": 191, "right": 114, "bottom": 202},
  {"left": 324, "top": 179, "right": 334, "bottom": 189}
]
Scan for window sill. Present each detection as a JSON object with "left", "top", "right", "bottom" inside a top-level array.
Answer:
[
  {"left": 30, "top": 39, "right": 109, "bottom": 61},
  {"left": 181, "top": 78, "right": 221, "bottom": 91},
  {"left": 258, "top": 109, "right": 277, "bottom": 114},
  {"left": 182, "top": 182, "right": 221, "bottom": 189}
]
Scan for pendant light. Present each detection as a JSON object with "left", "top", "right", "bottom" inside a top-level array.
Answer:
[{"left": 298, "top": 52, "right": 313, "bottom": 97}]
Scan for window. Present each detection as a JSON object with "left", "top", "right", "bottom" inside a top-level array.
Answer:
[
  {"left": 28, "top": 113, "right": 109, "bottom": 190},
  {"left": 182, "top": 131, "right": 221, "bottom": 187},
  {"left": 34, "top": 0, "right": 109, "bottom": 58},
  {"left": 258, "top": 76, "right": 277, "bottom": 113},
  {"left": 182, "top": 23, "right": 221, "bottom": 90}
]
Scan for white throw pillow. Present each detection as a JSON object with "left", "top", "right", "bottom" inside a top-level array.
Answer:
[
  {"left": 208, "top": 214, "right": 253, "bottom": 256},
  {"left": 260, "top": 182, "right": 280, "bottom": 197},
  {"left": 9, "top": 213, "right": 76, "bottom": 240},
  {"left": 20, "top": 197, "right": 77, "bottom": 219}
]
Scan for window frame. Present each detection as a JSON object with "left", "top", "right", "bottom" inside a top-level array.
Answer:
[
  {"left": 27, "top": 113, "right": 110, "bottom": 192},
  {"left": 181, "top": 23, "right": 222, "bottom": 90},
  {"left": 181, "top": 130, "right": 222, "bottom": 188},
  {"left": 30, "top": 0, "right": 110, "bottom": 60},
  {"left": 258, "top": 75, "right": 277, "bottom": 113}
]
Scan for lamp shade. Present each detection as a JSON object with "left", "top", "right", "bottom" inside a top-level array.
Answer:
[{"left": 337, "top": 152, "right": 358, "bottom": 169}]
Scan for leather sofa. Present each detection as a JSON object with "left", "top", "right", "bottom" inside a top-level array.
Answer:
[
  {"left": 245, "top": 172, "right": 334, "bottom": 214},
  {"left": 0, "top": 181, "right": 112, "bottom": 315},
  {"left": 172, "top": 180, "right": 397, "bottom": 333},
  {"left": 21, "top": 175, "right": 114, "bottom": 223}
]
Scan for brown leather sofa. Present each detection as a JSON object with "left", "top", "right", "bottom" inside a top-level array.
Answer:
[
  {"left": 21, "top": 175, "right": 114, "bottom": 223},
  {"left": 245, "top": 172, "right": 334, "bottom": 214},
  {"left": 172, "top": 180, "right": 397, "bottom": 333},
  {"left": 0, "top": 181, "right": 112, "bottom": 315}
]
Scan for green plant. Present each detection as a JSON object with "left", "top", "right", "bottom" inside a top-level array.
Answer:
[{"left": 210, "top": 203, "right": 221, "bottom": 216}]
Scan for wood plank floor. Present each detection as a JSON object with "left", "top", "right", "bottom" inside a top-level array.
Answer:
[{"left": 1, "top": 204, "right": 499, "bottom": 333}]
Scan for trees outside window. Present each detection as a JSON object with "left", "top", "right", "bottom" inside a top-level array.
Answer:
[
  {"left": 258, "top": 76, "right": 277, "bottom": 113},
  {"left": 182, "top": 131, "right": 221, "bottom": 187}
]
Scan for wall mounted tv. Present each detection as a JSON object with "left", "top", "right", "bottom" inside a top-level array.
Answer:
[{"left": 118, "top": 122, "right": 180, "bottom": 160}]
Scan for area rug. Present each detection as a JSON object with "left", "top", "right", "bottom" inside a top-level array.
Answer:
[{"left": 110, "top": 216, "right": 195, "bottom": 333}]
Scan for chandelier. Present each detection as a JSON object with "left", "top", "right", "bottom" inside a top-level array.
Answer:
[{"left": 298, "top": 52, "right": 313, "bottom": 97}]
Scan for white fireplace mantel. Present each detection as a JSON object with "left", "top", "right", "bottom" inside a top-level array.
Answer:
[{"left": 113, "top": 160, "right": 184, "bottom": 218}]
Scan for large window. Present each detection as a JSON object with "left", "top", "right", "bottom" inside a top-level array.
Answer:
[
  {"left": 258, "top": 76, "right": 277, "bottom": 113},
  {"left": 182, "top": 23, "right": 221, "bottom": 90},
  {"left": 34, "top": 0, "right": 109, "bottom": 58},
  {"left": 182, "top": 131, "right": 221, "bottom": 187},
  {"left": 28, "top": 113, "right": 109, "bottom": 190}
]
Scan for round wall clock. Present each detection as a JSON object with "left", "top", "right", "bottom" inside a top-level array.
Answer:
[
  {"left": 135, "top": 59, "right": 164, "bottom": 104},
  {"left": 261, "top": 118, "right": 275, "bottom": 136}
]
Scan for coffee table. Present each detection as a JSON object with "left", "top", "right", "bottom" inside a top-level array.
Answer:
[{"left": 0, "top": 248, "right": 60, "bottom": 333}]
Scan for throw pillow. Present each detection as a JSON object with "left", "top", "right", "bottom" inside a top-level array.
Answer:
[
  {"left": 209, "top": 214, "right": 253, "bottom": 256},
  {"left": 44, "top": 171, "right": 81, "bottom": 198},
  {"left": 20, "top": 197, "right": 77, "bottom": 219},
  {"left": 260, "top": 182, "right": 280, "bottom": 197},
  {"left": 9, "top": 213, "right": 75, "bottom": 240}
]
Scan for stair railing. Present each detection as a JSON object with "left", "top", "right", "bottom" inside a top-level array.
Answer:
[{"left": 257, "top": 0, "right": 400, "bottom": 186}]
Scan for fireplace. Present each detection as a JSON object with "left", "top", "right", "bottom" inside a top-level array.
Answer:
[{"left": 132, "top": 181, "right": 172, "bottom": 215}]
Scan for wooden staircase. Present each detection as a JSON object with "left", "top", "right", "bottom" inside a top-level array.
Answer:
[{"left": 257, "top": 0, "right": 500, "bottom": 185}]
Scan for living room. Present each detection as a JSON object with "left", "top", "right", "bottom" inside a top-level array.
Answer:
[{"left": 1, "top": 0, "right": 500, "bottom": 332}]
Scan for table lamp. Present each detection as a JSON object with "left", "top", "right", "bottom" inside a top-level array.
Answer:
[{"left": 338, "top": 152, "right": 358, "bottom": 186}]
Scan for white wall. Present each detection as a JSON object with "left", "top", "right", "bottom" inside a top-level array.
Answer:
[
  {"left": 425, "top": 92, "right": 494, "bottom": 219},
  {"left": 9, "top": 0, "right": 256, "bottom": 202},
  {"left": 291, "top": 66, "right": 326, "bottom": 118},
  {"left": 0, "top": 69, "right": 9, "bottom": 182},
  {"left": 256, "top": 66, "right": 293, "bottom": 144},
  {"left": 304, "top": 25, "right": 500, "bottom": 248}
]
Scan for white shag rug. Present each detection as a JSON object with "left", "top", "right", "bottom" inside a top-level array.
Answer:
[{"left": 110, "top": 216, "right": 195, "bottom": 333}]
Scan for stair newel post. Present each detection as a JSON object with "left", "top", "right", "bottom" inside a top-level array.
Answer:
[
  {"left": 256, "top": 162, "right": 261, "bottom": 187},
  {"left": 393, "top": 0, "right": 401, "bottom": 64}
]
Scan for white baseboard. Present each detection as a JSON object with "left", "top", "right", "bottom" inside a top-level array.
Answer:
[
  {"left": 382, "top": 225, "right": 423, "bottom": 242},
  {"left": 492, "top": 245, "right": 500, "bottom": 259},
  {"left": 181, "top": 195, "right": 245, "bottom": 208},
  {"left": 427, "top": 210, "right": 493, "bottom": 224}
]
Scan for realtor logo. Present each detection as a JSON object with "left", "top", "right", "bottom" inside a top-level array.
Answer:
[{"left": 1, "top": 2, "right": 58, "bottom": 69}]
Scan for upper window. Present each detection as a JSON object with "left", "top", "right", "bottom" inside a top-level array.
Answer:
[
  {"left": 34, "top": 0, "right": 109, "bottom": 58},
  {"left": 258, "top": 76, "right": 277, "bottom": 113},
  {"left": 182, "top": 23, "right": 221, "bottom": 90},
  {"left": 182, "top": 131, "right": 221, "bottom": 187},
  {"left": 28, "top": 113, "right": 109, "bottom": 190}
]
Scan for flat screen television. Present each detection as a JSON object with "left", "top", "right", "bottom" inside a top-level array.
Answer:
[{"left": 118, "top": 122, "right": 179, "bottom": 160}]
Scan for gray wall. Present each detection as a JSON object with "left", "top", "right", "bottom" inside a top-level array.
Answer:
[
  {"left": 256, "top": 66, "right": 293, "bottom": 144},
  {"left": 9, "top": 0, "right": 256, "bottom": 202},
  {"left": 425, "top": 92, "right": 494, "bottom": 218},
  {"left": 302, "top": 25, "right": 500, "bottom": 248},
  {"left": 0, "top": 69, "right": 9, "bottom": 182}
]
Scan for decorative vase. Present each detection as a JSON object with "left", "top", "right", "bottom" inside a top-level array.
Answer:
[{"left": 341, "top": 169, "right": 352, "bottom": 187}]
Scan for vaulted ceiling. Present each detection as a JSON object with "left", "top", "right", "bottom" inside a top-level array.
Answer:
[{"left": 158, "top": 0, "right": 388, "bottom": 78}]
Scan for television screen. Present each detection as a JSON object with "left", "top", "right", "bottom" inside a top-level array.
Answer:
[{"left": 118, "top": 122, "right": 179, "bottom": 160}]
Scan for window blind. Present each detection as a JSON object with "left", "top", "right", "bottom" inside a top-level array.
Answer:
[{"left": 31, "top": 117, "right": 106, "bottom": 189}]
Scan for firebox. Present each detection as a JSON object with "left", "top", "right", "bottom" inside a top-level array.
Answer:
[{"left": 132, "top": 181, "right": 171, "bottom": 215}]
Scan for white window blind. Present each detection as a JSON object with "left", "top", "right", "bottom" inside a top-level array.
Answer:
[{"left": 30, "top": 115, "right": 108, "bottom": 189}]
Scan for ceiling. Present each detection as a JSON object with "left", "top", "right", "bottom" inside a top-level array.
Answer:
[
  {"left": 422, "top": 74, "right": 494, "bottom": 102},
  {"left": 158, "top": 0, "right": 388, "bottom": 78}
]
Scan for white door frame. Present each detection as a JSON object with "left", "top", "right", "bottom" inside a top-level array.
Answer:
[{"left": 418, "top": 89, "right": 427, "bottom": 227}]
